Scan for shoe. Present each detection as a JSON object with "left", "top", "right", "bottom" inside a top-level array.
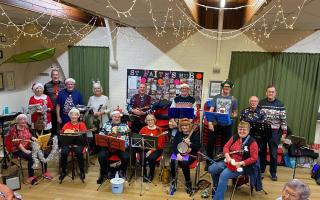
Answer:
[
  {"left": 80, "top": 170, "right": 85, "bottom": 181},
  {"left": 212, "top": 187, "right": 216, "bottom": 198},
  {"left": 44, "top": 172, "right": 53, "bottom": 180},
  {"left": 149, "top": 174, "right": 154, "bottom": 182},
  {"left": 271, "top": 174, "right": 277, "bottom": 181},
  {"left": 97, "top": 175, "right": 107, "bottom": 184},
  {"left": 28, "top": 176, "right": 38, "bottom": 185},
  {"left": 59, "top": 172, "right": 66, "bottom": 181},
  {"left": 169, "top": 182, "right": 176, "bottom": 195},
  {"left": 143, "top": 175, "right": 149, "bottom": 182},
  {"left": 201, "top": 188, "right": 210, "bottom": 198},
  {"left": 186, "top": 181, "right": 193, "bottom": 195}
]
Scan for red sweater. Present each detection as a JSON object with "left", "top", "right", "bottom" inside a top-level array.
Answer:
[
  {"left": 223, "top": 136, "right": 258, "bottom": 166},
  {"left": 139, "top": 126, "right": 165, "bottom": 149},
  {"left": 28, "top": 95, "right": 53, "bottom": 124},
  {"left": 8, "top": 126, "right": 32, "bottom": 152},
  {"left": 62, "top": 122, "right": 87, "bottom": 133}
]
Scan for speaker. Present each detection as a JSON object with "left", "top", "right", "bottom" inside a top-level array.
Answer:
[{"left": 2, "top": 173, "right": 21, "bottom": 191}]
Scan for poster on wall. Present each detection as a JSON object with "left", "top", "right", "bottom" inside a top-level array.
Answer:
[
  {"left": 127, "top": 69, "right": 204, "bottom": 106},
  {"left": 209, "top": 81, "right": 222, "bottom": 98}
]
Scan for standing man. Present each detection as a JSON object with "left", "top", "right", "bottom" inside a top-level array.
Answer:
[
  {"left": 240, "top": 96, "right": 265, "bottom": 123},
  {"left": 56, "top": 78, "right": 84, "bottom": 127},
  {"left": 169, "top": 83, "right": 197, "bottom": 131},
  {"left": 207, "top": 80, "right": 238, "bottom": 161},
  {"left": 127, "top": 83, "right": 151, "bottom": 133},
  {"left": 44, "top": 68, "right": 65, "bottom": 135},
  {"left": 259, "top": 85, "right": 287, "bottom": 181}
]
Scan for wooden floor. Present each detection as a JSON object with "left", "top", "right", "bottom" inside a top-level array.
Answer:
[{"left": 3, "top": 157, "right": 320, "bottom": 200}]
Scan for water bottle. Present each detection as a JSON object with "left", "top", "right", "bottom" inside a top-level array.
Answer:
[{"left": 115, "top": 171, "right": 119, "bottom": 178}]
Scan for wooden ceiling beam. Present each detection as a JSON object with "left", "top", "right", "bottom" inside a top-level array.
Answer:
[{"left": 0, "top": 0, "right": 105, "bottom": 26}]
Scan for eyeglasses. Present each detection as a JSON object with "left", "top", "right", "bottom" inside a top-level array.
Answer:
[{"left": 282, "top": 187, "right": 298, "bottom": 199}]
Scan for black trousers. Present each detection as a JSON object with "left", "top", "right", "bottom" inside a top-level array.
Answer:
[
  {"left": 13, "top": 150, "right": 34, "bottom": 177},
  {"left": 259, "top": 129, "right": 281, "bottom": 175},
  {"left": 50, "top": 111, "right": 58, "bottom": 136},
  {"left": 98, "top": 148, "right": 130, "bottom": 176},
  {"left": 206, "top": 124, "right": 232, "bottom": 164},
  {"left": 60, "top": 145, "right": 84, "bottom": 173},
  {"left": 170, "top": 156, "right": 196, "bottom": 183}
]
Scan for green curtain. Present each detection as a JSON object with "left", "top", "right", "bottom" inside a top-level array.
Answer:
[
  {"left": 229, "top": 52, "right": 320, "bottom": 143},
  {"left": 69, "top": 46, "right": 109, "bottom": 105}
]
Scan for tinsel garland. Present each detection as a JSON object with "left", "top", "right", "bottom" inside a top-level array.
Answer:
[{"left": 31, "top": 136, "right": 59, "bottom": 169}]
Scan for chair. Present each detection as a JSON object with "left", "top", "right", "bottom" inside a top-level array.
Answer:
[
  {"left": 134, "top": 152, "right": 164, "bottom": 182},
  {"left": 60, "top": 145, "right": 89, "bottom": 182},
  {"left": 230, "top": 175, "right": 252, "bottom": 200},
  {"left": 4, "top": 135, "right": 26, "bottom": 184},
  {"left": 229, "top": 172, "right": 268, "bottom": 200},
  {"left": 170, "top": 156, "right": 200, "bottom": 194},
  {"left": 96, "top": 154, "right": 121, "bottom": 191}
]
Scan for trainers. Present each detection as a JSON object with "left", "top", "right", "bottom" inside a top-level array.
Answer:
[
  {"left": 201, "top": 188, "right": 210, "bottom": 198},
  {"left": 212, "top": 187, "right": 216, "bottom": 198},
  {"left": 44, "top": 172, "right": 53, "bottom": 180},
  {"left": 28, "top": 176, "right": 38, "bottom": 185},
  {"left": 271, "top": 174, "right": 278, "bottom": 181}
]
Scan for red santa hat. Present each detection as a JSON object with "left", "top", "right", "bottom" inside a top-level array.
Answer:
[{"left": 32, "top": 82, "right": 44, "bottom": 92}]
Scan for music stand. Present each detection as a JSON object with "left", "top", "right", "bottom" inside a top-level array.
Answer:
[
  {"left": 204, "top": 111, "right": 231, "bottom": 126},
  {"left": 59, "top": 133, "right": 87, "bottom": 183},
  {"left": 95, "top": 134, "right": 126, "bottom": 152},
  {"left": 131, "top": 133, "right": 158, "bottom": 196},
  {"left": 168, "top": 108, "right": 194, "bottom": 119},
  {"left": 248, "top": 122, "right": 272, "bottom": 141},
  {"left": 0, "top": 113, "right": 20, "bottom": 170}
]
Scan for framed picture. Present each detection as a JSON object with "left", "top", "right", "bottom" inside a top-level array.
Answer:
[
  {"left": 209, "top": 81, "right": 222, "bottom": 98},
  {"left": 0, "top": 36, "right": 7, "bottom": 42},
  {"left": 5, "top": 71, "right": 15, "bottom": 91},
  {"left": 0, "top": 50, "right": 3, "bottom": 59},
  {"left": 0, "top": 73, "right": 4, "bottom": 91}
]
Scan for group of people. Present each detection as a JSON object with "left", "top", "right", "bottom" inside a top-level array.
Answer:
[{"left": 5, "top": 68, "right": 312, "bottom": 200}]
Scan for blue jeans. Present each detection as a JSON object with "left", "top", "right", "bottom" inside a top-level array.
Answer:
[{"left": 208, "top": 161, "right": 241, "bottom": 200}]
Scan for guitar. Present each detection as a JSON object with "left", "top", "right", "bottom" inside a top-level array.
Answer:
[{"left": 129, "top": 106, "right": 150, "bottom": 121}]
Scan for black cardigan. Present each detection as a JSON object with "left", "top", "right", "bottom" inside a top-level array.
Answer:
[{"left": 172, "top": 131, "right": 201, "bottom": 155}]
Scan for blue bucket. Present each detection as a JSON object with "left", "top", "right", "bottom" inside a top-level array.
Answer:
[{"left": 110, "top": 178, "right": 125, "bottom": 194}]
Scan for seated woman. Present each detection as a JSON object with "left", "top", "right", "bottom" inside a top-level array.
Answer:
[
  {"left": 97, "top": 111, "right": 130, "bottom": 184},
  {"left": 139, "top": 114, "right": 165, "bottom": 182},
  {"left": 59, "top": 108, "right": 87, "bottom": 182},
  {"left": 208, "top": 121, "right": 258, "bottom": 200},
  {"left": 170, "top": 118, "right": 200, "bottom": 194},
  {"left": 7, "top": 114, "right": 37, "bottom": 184}
]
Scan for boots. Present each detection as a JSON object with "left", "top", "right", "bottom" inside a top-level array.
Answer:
[{"left": 186, "top": 180, "right": 193, "bottom": 195}]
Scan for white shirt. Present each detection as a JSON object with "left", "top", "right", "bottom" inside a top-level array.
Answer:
[{"left": 87, "top": 95, "right": 110, "bottom": 127}]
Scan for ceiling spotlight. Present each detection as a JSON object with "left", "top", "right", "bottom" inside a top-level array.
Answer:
[{"left": 220, "top": 0, "right": 226, "bottom": 8}]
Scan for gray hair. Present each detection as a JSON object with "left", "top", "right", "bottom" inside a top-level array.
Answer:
[
  {"left": 283, "top": 179, "right": 310, "bottom": 200},
  {"left": 16, "top": 114, "right": 27, "bottom": 121},
  {"left": 68, "top": 108, "right": 80, "bottom": 118}
]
